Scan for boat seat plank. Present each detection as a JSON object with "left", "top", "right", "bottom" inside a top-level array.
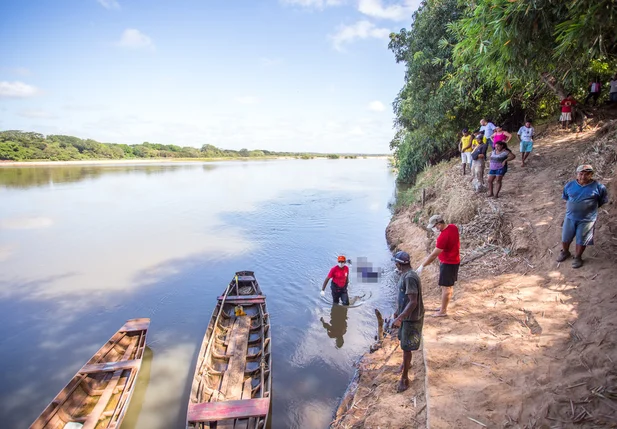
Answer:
[
  {"left": 217, "top": 295, "right": 265, "bottom": 302},
  {"left": 187, "top": 398, "right": 269, "bottom": 422},
  {"left": 220, "top": 316, "right": 250, "bottom": 400},
  {"left": 225, "top": 298, "right": 265, "bottom": 305},
  {"left": 236, "top": 276, "right": 255, "bottom": 282},
  {"left": 81, "top": 340, "right": 137, "bottom": 429},
  {"left": 79, "top": 359, "right": 141, "bottom": 374}
]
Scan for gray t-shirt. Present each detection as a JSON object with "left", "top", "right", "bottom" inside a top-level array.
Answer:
[{"left": 396, "top": 270, "right": 424, "bottom": 322}]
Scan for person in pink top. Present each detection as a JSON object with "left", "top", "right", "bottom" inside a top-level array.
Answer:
[{"left": 491, "top": 126, "right": 511, "bottom": 149}]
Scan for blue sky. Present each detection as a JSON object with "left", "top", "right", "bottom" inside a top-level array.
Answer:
[{"left": 0, "top": 0, "right": 421, "bottom": 153}]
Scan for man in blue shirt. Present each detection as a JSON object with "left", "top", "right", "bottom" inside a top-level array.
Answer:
[
  {"left": 479, "top": 118, "right": 496, "bottom": 146},
  {"left": 556, "top": 164, "right": 609, "bottom": 268}
]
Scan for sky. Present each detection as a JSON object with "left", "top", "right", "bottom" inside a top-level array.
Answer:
[{"left": 0, "top": 0, "right": 421, "bottom": 154}]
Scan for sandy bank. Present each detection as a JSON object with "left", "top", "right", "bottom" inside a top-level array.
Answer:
[{"left": 333, "top": 120, "right": 617, "bottom": 428}]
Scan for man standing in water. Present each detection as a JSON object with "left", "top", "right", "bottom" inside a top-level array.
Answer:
[
  {"left": 391, "top": 250, "right": 423, "bottom": 393},
  {"left": 416, "top": 215, "right": 460, "bottom": 317},
  {"left": 321, "top": 255, "right": 350, "bottom": 305}
]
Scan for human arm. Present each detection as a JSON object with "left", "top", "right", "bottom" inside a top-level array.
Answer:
[
  {"left": 418, "top": 247, "right": 443, "bottom": 270},
  {"left": 598, "top": 184, "right": 609, "bottom": 207},
  {"left": 503, "top": 131, "right": 512, "bottom": 142},
  {"left": 504, "top": 151, "right": 516, "bottom": 164},
  {"left": 392, "top": 293, "right": 418, "bottom": 328},
  {"left": 321, "top": 269, "right": 333, "bottom": 292}
]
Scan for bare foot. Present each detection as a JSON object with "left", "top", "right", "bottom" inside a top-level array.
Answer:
[
  {"left": 494, "top": 194, "right": 500, "bottom": 199},
  {"left": 396, "top": 377, "right": 410, "bottom": 393},
  {"left": 430, "top": 311, "right": 448, "bottom": 317},
  {"left": 487, "top": 193, "right": 494, "bottom": 198}
]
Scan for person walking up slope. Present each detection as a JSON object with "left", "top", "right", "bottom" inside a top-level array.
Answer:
[{"left": 416, "top": 215, "right": 460, "bottom": 317}]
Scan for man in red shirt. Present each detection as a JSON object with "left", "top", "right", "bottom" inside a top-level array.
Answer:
[
  {"left": 321, "top": 255, "right": 350, "bottom": 305},
  {"left": 416, "top": 215, "right": 460, "bottom": 317},
  {"left": 560, "top": 94, "right": 577, "bottom": 130}
]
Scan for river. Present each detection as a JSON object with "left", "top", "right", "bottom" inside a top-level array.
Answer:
[{"left": 0, "top": 158, "right": 398, "bottom": 429}]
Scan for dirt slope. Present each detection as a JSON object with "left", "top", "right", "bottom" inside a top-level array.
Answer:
[{"left": 333, "top": 120, "right": 617, "bottom": 428}]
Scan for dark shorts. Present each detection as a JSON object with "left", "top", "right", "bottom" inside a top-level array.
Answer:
[
  {"left": 488, "top": 164, "right": 508, "bottom": 176},
  {"left": 398, "top": 319, "right": 424, "bottom": 351},
  {"left": 330, "top": 283, "right": 349, "bottom": 305},
  {"left": 439, "top": 263, "right": 459, "bottom": 287}
]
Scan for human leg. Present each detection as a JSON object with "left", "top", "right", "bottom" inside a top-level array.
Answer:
[
  {"left": 487, "top": 174, "right": 495, "bottom": 197},
  {"left": 339, "top": 288, "right": 350, "bottom": 306},
  {"left": 494, "top": 175, "right": 503, "bottom": 198},
  {"left": 434, "top": 264, "right": 457, "bottom": 316},
  {"left": 330, "top": 283, "right": 340, "bottom": 304},
  {"left": 572, "top": 220, "right": 595, "bottom": 268},
  {"left": 557, "top": 218, "right": 576, "bottom": 262},
  {"left": 397, "top": 320, "right": 423, "bottom": 392}
]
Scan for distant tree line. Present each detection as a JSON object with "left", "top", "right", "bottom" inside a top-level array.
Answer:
[{"left": 0, "top": 131, "right": 359, "bottom": 161}]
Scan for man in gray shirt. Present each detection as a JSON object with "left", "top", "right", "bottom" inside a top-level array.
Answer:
[{"left": 391, "top": 250, "right": 424, "bottom": 392}]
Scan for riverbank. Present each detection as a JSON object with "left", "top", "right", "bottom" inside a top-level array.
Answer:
[{"left": 333, "top": 120, "right": 617, "bottom": 428}]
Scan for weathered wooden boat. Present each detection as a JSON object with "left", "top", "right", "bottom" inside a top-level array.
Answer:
[
  {"left": 187, "top": 271, "right": 271, "bottom": 429},
  {"left": 30, "top": 318, "right": 150, "bottom": 429}
]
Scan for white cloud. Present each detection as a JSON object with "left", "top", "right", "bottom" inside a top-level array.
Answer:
[
  {"left": 281, "top": 0, "right": 346, "bottom": 8},
  {"left": 19, "top": 109, "right": 58, "bottom": 119},
  {"left": 235, "top": 96, "right": 259, "bottom": 105},
  {"left": 358, "top": 0, "right": 421, "bottom": 22},
  {"left": 0, "top": 81, "right": 39, "bottom": 98},
  {"left": 97, "top": 0, "right": 120, "bottom": 9},
  {"left": 368, "top": 100, "right": 385, "bottom": 112},
  {"left": 330, "top": 20, "right": 390, "bottom": 51},
  {"left": 117, "top": 29, "right": 155, "bottom": 50}
]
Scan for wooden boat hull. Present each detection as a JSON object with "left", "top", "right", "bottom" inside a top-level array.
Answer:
[
  {"left": 30, "top": 318, "right": 150, "bottom": 429},
  {"left": 188, "top": 271, "right": 272, "bottom": 429}
]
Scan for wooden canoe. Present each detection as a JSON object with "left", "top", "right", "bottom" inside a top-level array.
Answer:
[
  {"left": 187, "top": 271, "right": 272, "bottom": 429},
  {"left": 30, "top": 318, "right": 150, "bottom": 429}
]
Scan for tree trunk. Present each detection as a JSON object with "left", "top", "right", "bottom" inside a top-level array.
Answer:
[{"left": 540, "top": 72, "right": 567, "bottom": 99}]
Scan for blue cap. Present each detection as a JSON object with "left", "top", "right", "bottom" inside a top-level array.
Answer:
[{"left": 391, "top": 251, "right": 410, "bottom": 265}]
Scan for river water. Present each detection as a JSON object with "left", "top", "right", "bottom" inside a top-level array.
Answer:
[{"left": 0, "top": 158, "right": 398, "bottom": 429}]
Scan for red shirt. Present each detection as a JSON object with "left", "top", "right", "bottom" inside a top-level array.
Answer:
[
  {"left": 436, "top": 224, "right": 460, "bottom": 264},
  {"left": 560, "top": 98, "right": 576, "bottom": 113},
  {"left": 327, "top": 265, "right": 349, "bottom": 288}
]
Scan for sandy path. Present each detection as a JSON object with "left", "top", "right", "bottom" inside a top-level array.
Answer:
[
  {"left": 331, "top": 122, "right": 616, "bottom": 428},
  {"left": 418, "top": 126, "right": 617, "bottom": 428}
]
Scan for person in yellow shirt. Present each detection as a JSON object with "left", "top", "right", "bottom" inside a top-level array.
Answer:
[{"left": 458, "top": 128, "right": 473, "bottom": 175}]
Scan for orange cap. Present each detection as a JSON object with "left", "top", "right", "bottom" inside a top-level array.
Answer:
[{"left": 337, "top": 256, "right": 346, "bottom": 262}]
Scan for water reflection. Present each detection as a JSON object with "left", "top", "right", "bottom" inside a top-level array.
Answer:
[
  {"left": 122, "top": 346, "right": 153, "bottom": 429},
  {"left": 0, "top": 163, "right": 215, "bottom": 189},
  {"left": 320, "top": 305, "right": 348, "bottom": 348},
  {"left": 0, "top": 158, "right": 397, "bottom": 429}
]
